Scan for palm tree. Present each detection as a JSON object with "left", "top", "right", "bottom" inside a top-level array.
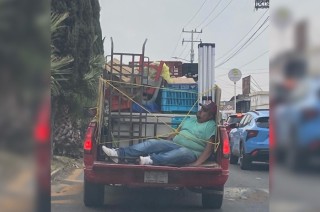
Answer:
[{"left": 50, "top": 12, "right": 104, "bottom": 157}]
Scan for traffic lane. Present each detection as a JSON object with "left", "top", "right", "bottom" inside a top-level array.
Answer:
[
  {"left": 226, "top": 162, "right": 269, "bottom": 189},
  {"left": 52, "top": 187, "right": 268, "bottom": 212},
  {"left": 51, "top": 165, "right": 269, "bottom": 212}
]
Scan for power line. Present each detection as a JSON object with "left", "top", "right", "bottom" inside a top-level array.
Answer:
[
  {"left": 177, "top": 42, "right": 189, "bottom": 58},
  {"left": 218, "top": 24, "right": 269, "bottom": 67},
  {"left": 183, "top": 0, "right": 208, "bottom": 28},
  {"left": 171, "top": 32, "right": 183, "bottom": 57},
  {"left": 250, "top": 86, "right": 257, "bottom": 93},
  {"left": 215, "top": 16, "right": 269, "bottom": 68},
  {"left": 182, "top": 49, "right": 191, "bottom": 61},
  {"left": 250, "top": 79, "right": 260, "bottom": 91},
  {"left": 249, "top": 76, "right": 262, "bottom": 92},
  {"left": 216, "top": 17, "right": 269, "bottom": 66},
  {"left": 216, "top": 70, "right": 268, "bottom": 79},
  {"left": 217, "top": 78, "right": 242, "bottom": 89},
  {"left": 251, "top": 84, "right": 260, "bottom": 92},
  {"left": 172, "top": 0, "right": 208, "bottom": 58},
  {"left": 216, "top": 67, "right": 268, "bottom": 70},
  {"left": 245, "top": 71, "right": 268, "bottom": 75},
  {"left": 215, "top": 50, "right": 268, "bottom": 79},
  {"left": 239, "top": 24, "right": 269, "bottom": 53},
  {"left": 251, "top": 76, "right": 263, "bottom": 91},
  {"left": 202, "top": 0, "right": 234, "bottom": 29},
  {"left": 239, "top": 50, "right": 269, "bottom": 69},
  {"left": 195, "top": 0, "right": 223, "bottom": 29},
  {"left": 216, "top": 9, "right": 269, "bottom": 61}
]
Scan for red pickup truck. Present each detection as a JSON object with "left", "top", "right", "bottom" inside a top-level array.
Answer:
[
  {"left": 83, "top": 119, "right": 230, "bottom": 209},
  {"left": 83, "top": 39, "right": 230, "bottom": 209}
]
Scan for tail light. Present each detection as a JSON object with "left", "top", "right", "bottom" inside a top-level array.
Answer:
[
  {"left": 33, "top": 98, "right": 50, "bottom": 143},
  {"left": 222, "top": 128, "right": 230, "bottom": 157},
  {"left": 84, "top": 122, "right": 96, "bottom": 153},
  {"left": 246, "top": 130, "right": 258, "bottom": 140}
]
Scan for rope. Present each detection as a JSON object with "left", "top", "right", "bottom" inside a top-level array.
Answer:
[
  {"left": 104, "top": 79, "right": 198, "bottom": 94},
  {"left": 97, "top": 77, "right": 221, "bottom": 152}
]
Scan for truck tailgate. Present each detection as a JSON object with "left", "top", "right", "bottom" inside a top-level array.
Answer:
[{"left": 85, "top": 161, "right": 228, "bottom": 188}]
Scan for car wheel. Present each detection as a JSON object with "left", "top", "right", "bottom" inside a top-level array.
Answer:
[
  {"left": 202, "top": 187, "right": 224, "bottom": 209},
  {"left": 239, "top": 144, "right": 251, "bottom": 170},
  {"left": 84, "top": 180, "right": 104, "bottom": 207},
  {"left": 230, "top": 154, "right": 238, "bottom": 164}
]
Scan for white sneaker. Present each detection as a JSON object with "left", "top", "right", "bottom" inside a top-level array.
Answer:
[
  {"left": 102, "top": 146, "right": 119, "bottom": 163},
  {"left": 139, "top": 156, "right": 153, "bottom": 165}
]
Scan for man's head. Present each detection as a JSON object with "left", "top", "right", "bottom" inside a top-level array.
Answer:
[{"left": 197, "top": 102, "right": 217, "bottom": 123}]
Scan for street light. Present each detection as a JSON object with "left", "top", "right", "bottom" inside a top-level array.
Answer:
[{"left": 171, "top": 57, "right": 190, "bottom": 62}]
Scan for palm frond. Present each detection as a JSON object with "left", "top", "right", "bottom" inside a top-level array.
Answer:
[
  {"left": 50, "top": 12, "right": 73, "bottom": 97},
  {"left": 51, "top": 12, "right": 69, "bottom": 35},
  {"left": 51, "top": 54, "right": 73, "bottom": 73},
  {"left": 83, "top": 54, "right": 104, "bottom": 95}
]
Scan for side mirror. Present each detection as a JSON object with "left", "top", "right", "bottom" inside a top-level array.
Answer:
[{"left": 229, "top": 123, "right": 239, "bottom": 128}]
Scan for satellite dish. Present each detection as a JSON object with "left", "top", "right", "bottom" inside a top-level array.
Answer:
[{"left": 228, "top": 68, "right": 242, "bottom": 82}]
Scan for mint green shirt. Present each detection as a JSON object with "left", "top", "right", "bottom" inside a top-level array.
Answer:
[{"left": 173, "top": 117, "right": 216, "bottom": 157}]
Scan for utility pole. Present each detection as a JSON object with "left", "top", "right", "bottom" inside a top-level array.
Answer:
[{"left": 182, "top": 28, "right": 202, "bottom": 63}]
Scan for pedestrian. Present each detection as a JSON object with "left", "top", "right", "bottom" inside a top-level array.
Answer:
[{"left": 102, "top": 102, "right": 217, "bottom": 166}]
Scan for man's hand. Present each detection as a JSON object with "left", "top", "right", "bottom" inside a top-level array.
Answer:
[
  {"left": 167, "top": 134, "right": 175, "bottom": 141},
  {"left": 187, "top": 140, "right": 214, "bottom": 167},
  {"left": 187, "top": 161, "right": 202, "bottom": 167},
  {"left": 167, "top": 127, "right": 180, "bottom": 140}
]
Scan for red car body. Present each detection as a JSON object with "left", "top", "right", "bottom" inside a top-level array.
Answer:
[{"left": 83, "top": 121, "right": 230, "bottom": 208}]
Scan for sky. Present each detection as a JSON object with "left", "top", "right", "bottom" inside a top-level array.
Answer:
[
  {"left": 99, "top": 0, "right": 269, "bottom": 101},
  {"left": 270, "top": 0, "right": 320, "bottom": 57}
]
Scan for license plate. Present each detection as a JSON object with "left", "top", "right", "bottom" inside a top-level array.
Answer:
[{"left": 144, "top": 171, "right": 168, "bottom": 184}]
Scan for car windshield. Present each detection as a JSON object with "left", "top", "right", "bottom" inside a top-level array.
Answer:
[
  {"left": 227, "top": 116, "right": 243, "bottom": 124},
  {"left": 256, "top": 117, "right": 269, "bottom": 128}
]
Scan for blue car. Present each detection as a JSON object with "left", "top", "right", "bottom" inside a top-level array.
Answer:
[
  {"left": 229, "top": 110, "right": 269, "bottom": 170},
  {"left": 275, "top": 77, "right": 320, "bottom": 170}
]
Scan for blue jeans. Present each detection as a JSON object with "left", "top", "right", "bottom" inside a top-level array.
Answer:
[{"left": 117, "top": 139, "right": 197, "bottom": 166}]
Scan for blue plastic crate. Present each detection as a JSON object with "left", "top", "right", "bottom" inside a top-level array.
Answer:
[
  {"left": 161, "top": 105, "right": 198, "bottom": 113},
  {"left": 167, "top": 83, "right": 198, "bottom": 91},
  {"left": 161, "top": 87, "right": 198, "bottom": 113}
]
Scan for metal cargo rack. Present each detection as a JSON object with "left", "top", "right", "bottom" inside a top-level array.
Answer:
[{"left": 99, "top": 38, "right": 180, "bottom": 151}]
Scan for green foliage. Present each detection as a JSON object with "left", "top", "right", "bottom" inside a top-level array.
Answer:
[
  {"left": 51, "top": 0, "right": 104, "bottom": 122},
  {"left": 51, "top": 12, "right": 73, "bottom": 97}
]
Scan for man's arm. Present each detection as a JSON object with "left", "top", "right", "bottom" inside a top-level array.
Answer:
[{"left": 188, "top": 139, "right": 214, "bottom": 166}]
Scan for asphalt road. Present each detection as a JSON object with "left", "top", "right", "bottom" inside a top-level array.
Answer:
[{"left": 51, "top": 162, "right": 269, "bottom": 212}]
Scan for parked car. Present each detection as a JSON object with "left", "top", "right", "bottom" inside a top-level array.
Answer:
[
  {"left": 224, "top": 113, "right": 245, "bottom": 137},
  {"left": 229, "top": 110, "right": 269, "bottom": 169},
  {"left": 274, "top": 77, "right": 320, "bottom": 170}
]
